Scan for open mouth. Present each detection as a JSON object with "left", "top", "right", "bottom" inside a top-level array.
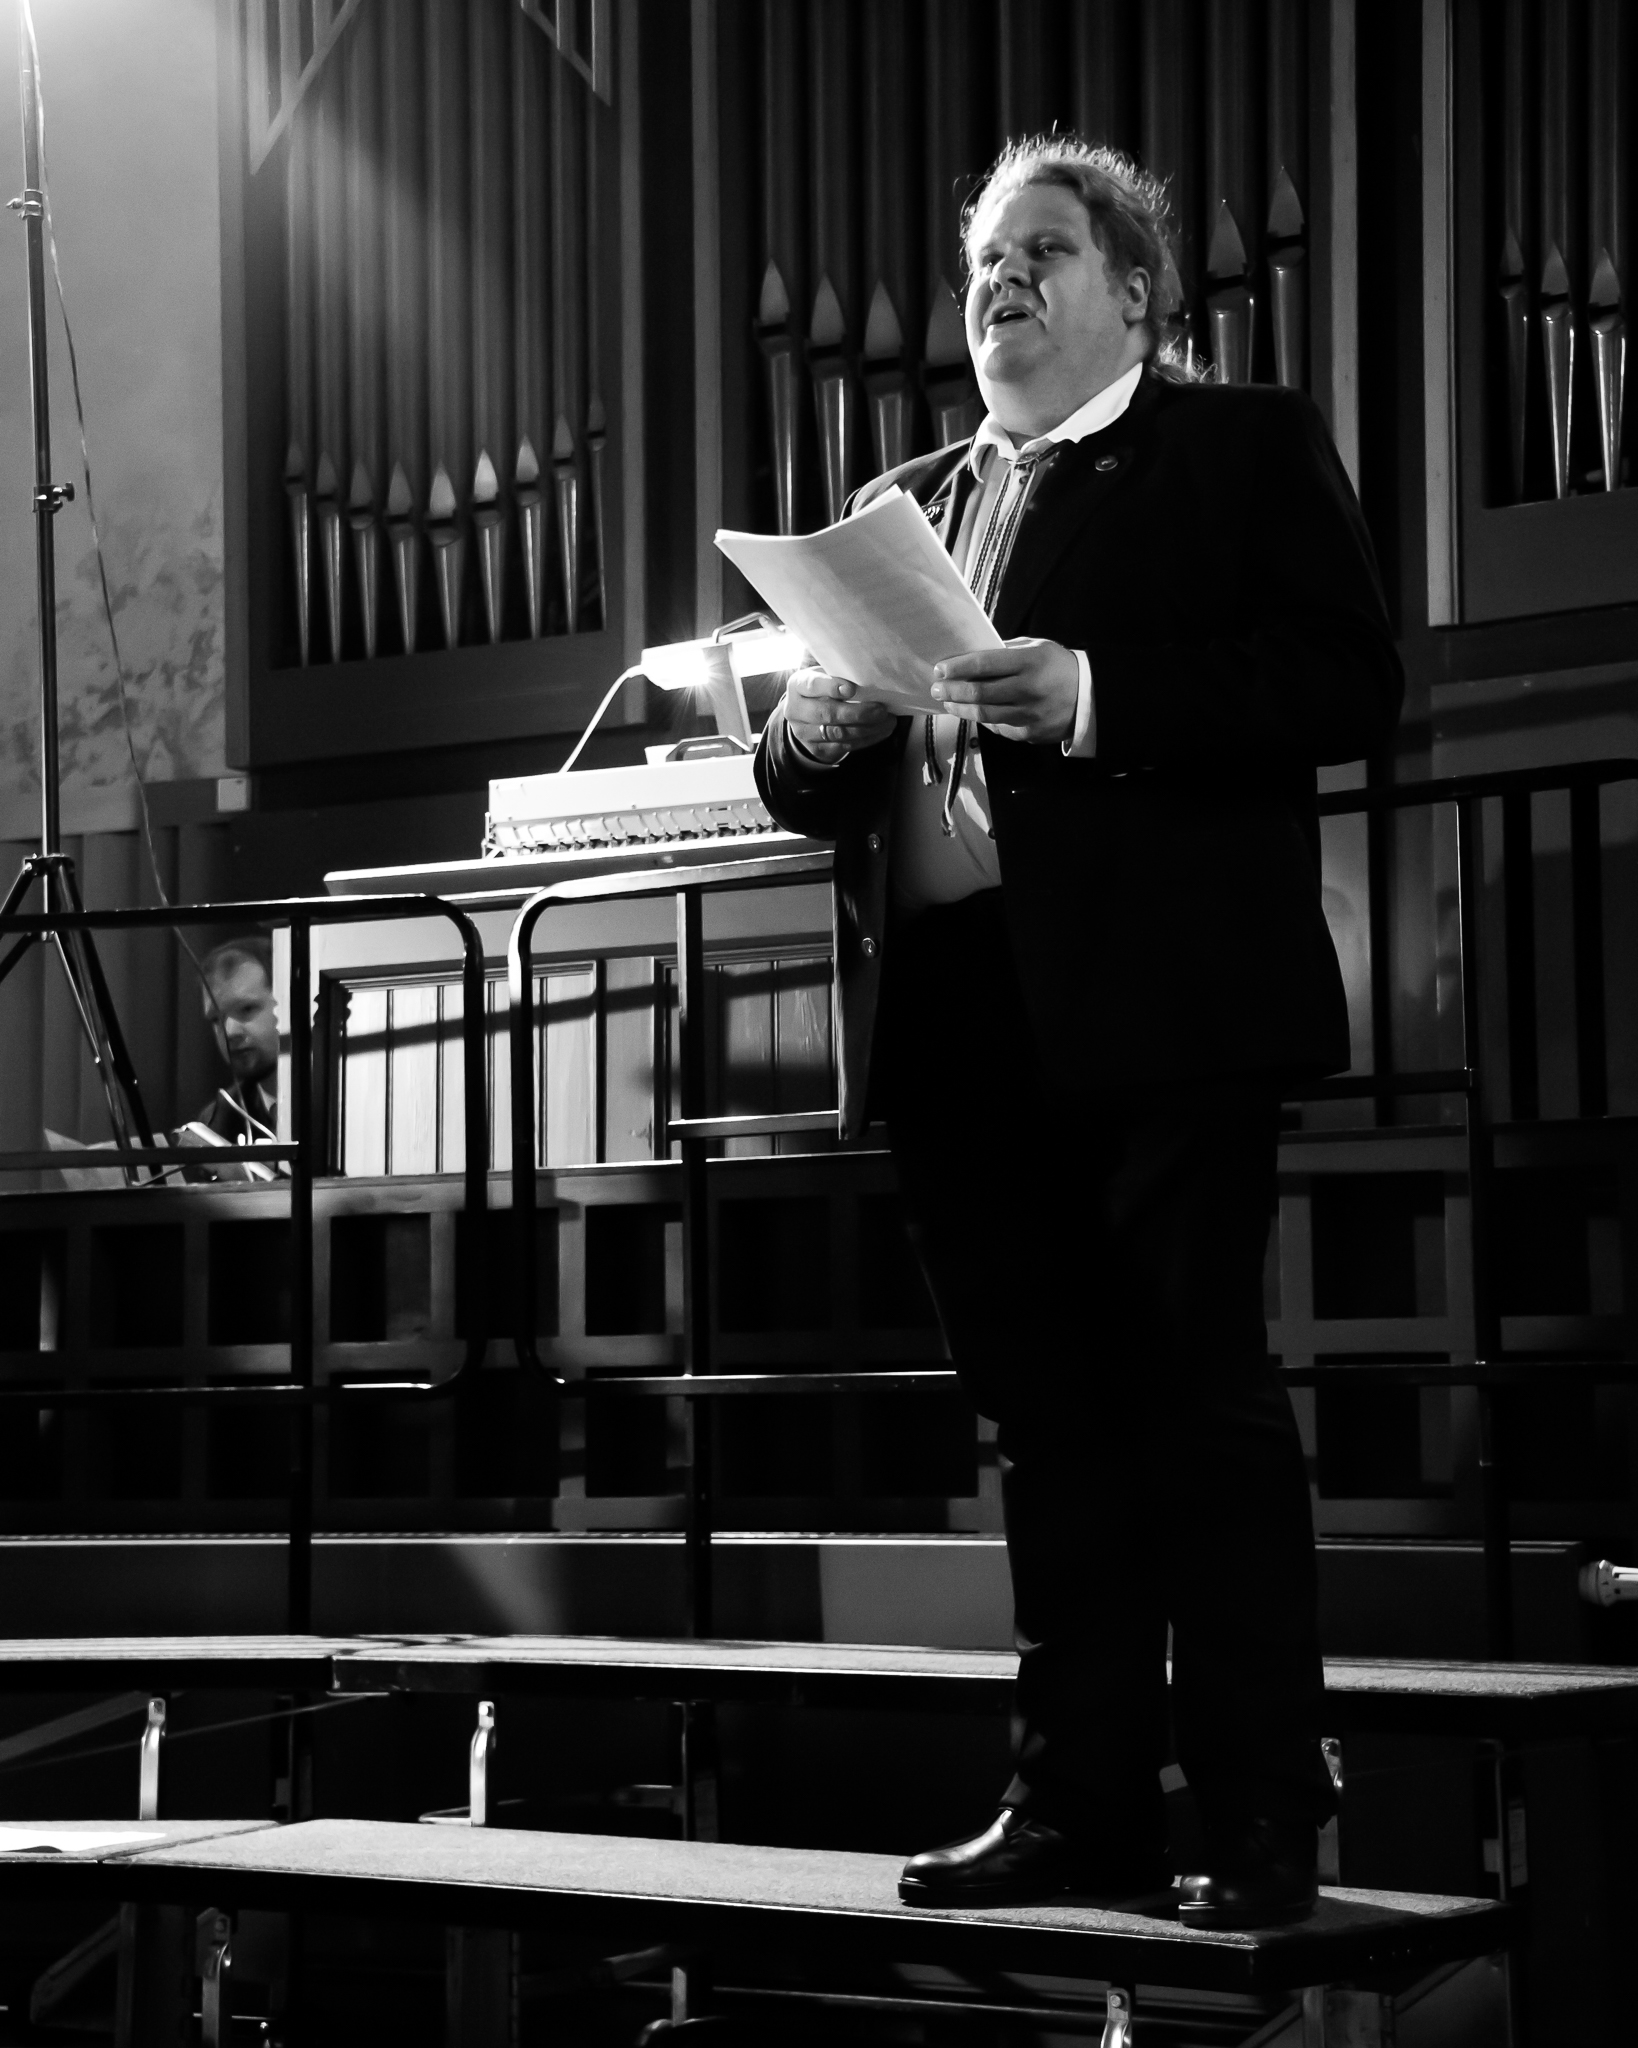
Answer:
[{"left": 987, "top": 302, "right": 1033, "bottom": 328}]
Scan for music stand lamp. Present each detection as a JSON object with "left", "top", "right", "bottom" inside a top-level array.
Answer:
[{"left": 0, "top": 13, "right": 155, "bottom": 1175}]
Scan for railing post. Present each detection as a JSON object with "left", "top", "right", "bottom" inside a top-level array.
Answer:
[
  {"left": 1570, "top": 777, "right": 1608, "bottom": 1118},
  {"left": 676, "top": 886, "right": 713, "bottom": 1640},
  {"left": 507, "top": 908, "right": 540, "bottom": 1367},
  {"left": 457, "top": 915, "right": 490, "bottom": 1374},
  {"left": 1456, "top": 796, "right": 1513, "bottom": 1658},
  {"left": 287, "top": 917, "right": 314, "bottom": 1637}
]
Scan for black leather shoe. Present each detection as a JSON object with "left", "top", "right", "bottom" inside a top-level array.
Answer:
[
  {"left": 898, "top": 1808, "right": 1170, "bottom": 1909},
  {"left": 1176, "top": 1816, "right": 1318, "bottom": 1928}
]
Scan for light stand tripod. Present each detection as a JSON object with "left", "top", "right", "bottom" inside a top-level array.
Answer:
[{"left": 0, "top": 9, "right": 154, "bottom": 1177}]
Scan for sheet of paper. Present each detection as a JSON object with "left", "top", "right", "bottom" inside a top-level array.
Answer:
[
  {"left": 0, "top": 1827, "right": 164, "bottom": 1854},
  {"left": 715, "top": 487, "right": 1001, "bottom": 714}
]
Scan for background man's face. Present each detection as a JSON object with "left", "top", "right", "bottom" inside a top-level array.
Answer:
[
  {"left": 964, "top": 183, "right": 1147, "bottom": 426},
  {"left": 204, "top": 958, "right": 279, "bottom": 1086}
]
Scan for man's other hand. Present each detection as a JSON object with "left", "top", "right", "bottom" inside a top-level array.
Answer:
[
  {"left": 783, "top": 665, "right": 898, "bottom": 764},
  {"left": 932, "top": 637, "right": 1078, "bottom": 743}
]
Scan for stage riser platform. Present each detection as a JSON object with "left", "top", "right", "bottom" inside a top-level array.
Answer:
[{"left": 0, "top": 1534, "right": 1601, "bottom": 1661}]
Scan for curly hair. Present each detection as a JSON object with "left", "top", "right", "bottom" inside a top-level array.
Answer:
[{"left": 961, "top": 135, "right": 1185, "bottom": 364}]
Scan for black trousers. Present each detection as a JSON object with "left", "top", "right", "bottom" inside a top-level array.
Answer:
[{"left": 877, "top": 891, "right": 1335, "bottom": 1853}]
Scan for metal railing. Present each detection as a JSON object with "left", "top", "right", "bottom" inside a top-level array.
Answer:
[
  {"left": 0, "top": 891, "right": 495, "bottom": 1633},
  {"left": 500, "top": 760, "right": 1638, "bottom": 1658},
  {"left": 2, "top": 757, "right": 1634, "bottom": 1661}
]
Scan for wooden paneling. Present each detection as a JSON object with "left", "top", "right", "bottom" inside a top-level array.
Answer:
[{"left": 329, "top": 949, "right": 833, "bottom": 1176}]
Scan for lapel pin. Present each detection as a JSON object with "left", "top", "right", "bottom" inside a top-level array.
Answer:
[{"left": 1095, "top": 454, "right": 1119, "bottom": 472}]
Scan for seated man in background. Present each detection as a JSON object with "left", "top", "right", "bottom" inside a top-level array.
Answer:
[{"left": 174, "top": 935, "right": 281, "bottom": 1176}]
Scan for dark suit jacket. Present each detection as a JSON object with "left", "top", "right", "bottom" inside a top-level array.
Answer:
[{"left": 755, "top": 367, "right": 1404, "bottom": 1136}]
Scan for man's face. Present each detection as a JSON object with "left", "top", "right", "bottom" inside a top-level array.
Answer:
[
  {"left": 964, "top": 182, "right": 1150, "bottom": 432},
  {"left": 204, "top": 958, "right": 279, "bottom": 1086}
]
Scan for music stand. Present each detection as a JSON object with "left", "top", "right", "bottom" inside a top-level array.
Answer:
[{"left": 0, "top": 10, "right": 155, "bottom": 1177}]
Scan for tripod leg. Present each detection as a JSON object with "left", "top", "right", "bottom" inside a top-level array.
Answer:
[
  {"left": 0, "top": 858, "right": 43, "bottom": 990},
  {"left": 0, "top": 931, "right": 37, "bottom": 990},
  {"left": 51, "top": 929, "right": 140, "bottom": 1176},
  {"left": 67, "top": 926, "right": 157, "bottom": 1149},
  {"left": 54, "top": 861, "right": 157, "bottom": 1152},
  {"left": 0, "top": 859, "right": 38, "bottom": 924}
]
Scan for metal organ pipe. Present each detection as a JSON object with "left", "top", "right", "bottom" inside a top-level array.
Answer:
[
  {"left": 469, "top": 0, "right": 514, "bottom": 645},
  {"left": 1539, "top": 0, "right": 1578, "bottom": 501},
  {"left": 343, "top": 3, "right": 383, "bottom": 659},
  {"left": 512, "top": 5, "right": 551, "bottom": 636},
  {"left": 311, "top": 58, "right": 350, "bottom": 665},
  {"left": 425, "top": 0, "right": 472, "bottom": 648},
  {"left": 808, "top": 0, "right": 857, "bottom": 527},
  {"left": 1072, "top": 2, "right": 1139, "bottom": 155},
  {"left": 585, "top": 92, "right": 609, "bottom": 634},
  {"left": 274, "top": 0, "right": 604, "bottom": 668},
  {"left": 551, "top": 43, "right": 586, "bottom": 630},
  {"left": 863, "top": 3, "right": 913, "bottom": 478},
  {"left": 1142, "top": 0, "right": 1200, "bottom": 367},
  {"left": 1498, "top": 0, "right": 1531, "bottom": 502},
  {"left": 284, "top": 98, "right": 315, "bottom": 667},
  {"left": 1588, "top": 0, "right": 1627, "bottom": 493},
  {"left": 382, "top": 2, "right": 426, "bottom": 656},
  {"left": 756, "top": 0, "right": 804, "bottom": 535},
  {"left": 921, "top": 0, "right": 981, "bottom": 450},
  {"left": 1265, "top": 0, "right": 1307, "bottom": 391},
  {"left": 1204, "top": 0, "right": 1256, "bottom": 385}
]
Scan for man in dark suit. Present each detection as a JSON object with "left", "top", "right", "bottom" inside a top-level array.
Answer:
[{"left": 754, "top": 139, "right": 1402, "bottom": 1926}]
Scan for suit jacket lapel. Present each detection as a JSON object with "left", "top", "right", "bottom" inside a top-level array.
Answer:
[{"left": 991, "top": 371, "right": 1167, "bottom": 637}]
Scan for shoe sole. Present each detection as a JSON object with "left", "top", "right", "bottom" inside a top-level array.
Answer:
[
  {"left": 898, "top": 1876, "right": 1071, "bottom": 1908},
  {"left": 1176, "top": 1898, "right": 1316, "bottom": 1930},
  {"left": 899, "top": 1878, "right": 1175, "bottom": 1912}
]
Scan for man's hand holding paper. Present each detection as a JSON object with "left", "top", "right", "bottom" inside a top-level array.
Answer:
[
  {"left": 931, "top": 636, "right": 1080, "bottom": 744},
  {"left": 715, "top": 487, "right": 1006, "bottom": 716}
]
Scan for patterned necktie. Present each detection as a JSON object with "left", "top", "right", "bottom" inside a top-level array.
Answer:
[{"left": 928, "top": 447, "right": 1049, "bottom": 836}]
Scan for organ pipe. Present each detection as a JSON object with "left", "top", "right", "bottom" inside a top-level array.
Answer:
[
  {"left": 1498, "top": 0, "right": 1531, "bottom": 502},
  {"left": 584, "top": 89, "right": 608, "bottom": 631},
  {"left": 756, "top": 264, "right": 801, "bottom": 535},
  {"left": 311, "top": 58, "right": 349, "bottom": 662},
  {"left": 284, "top": 99, "right": 314, "bottom": 666},
  {"left": 272, "top": 0, "right": 610, "bottom": 668},
  {"left": 1073, "top": 2, "right": 1139, "bottom": 154},
  {"left": 381, "top": 0, "right": 426, "bottom": 654},
  {"left": 1539, "top": 0, "right": 1577, "bottom": 501},
  {"left": 470, "top": 0, "right": 513, "bottom": 644},
  {"left": 425, "top": 0, "right": 471, "bottom": 645},
  {"left": 922, "top": 0, "right": 981, "bottom": 449},
  {"left": 758, "top": 0, "right": 804, "bottom": 535},
  {"left": 1142, "top": 0, "right": 1199, "bottom": 365},
  {"left": 809, "top": 0, "right": 857, "bottom": 522},
  {"left": 998, "top": 0, "right": 1052, "bottom": 140},
  {"left": 1204, "top": 0, "right": 1256, "bottom": 385},
  {"left": 343, "top": 4, "right": 382, "bottom": 659},
  {"left": 551, "top": 46, "right": 586, "bottom": 629},
  {"left": 512, "top": 5, "right": 551, "bottom": 635},
  {"left": 864, "top": 3, "right": 913, "bottom": 477},
  {"left": 809, "top": 277, "right": 854, "bottom": 526},
  {"left": 1266, "top": 0, "right": 1307, "bottom": 391},
  {"left": 1588, "top": 0, "right": 1627, "bottom": 492}
]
